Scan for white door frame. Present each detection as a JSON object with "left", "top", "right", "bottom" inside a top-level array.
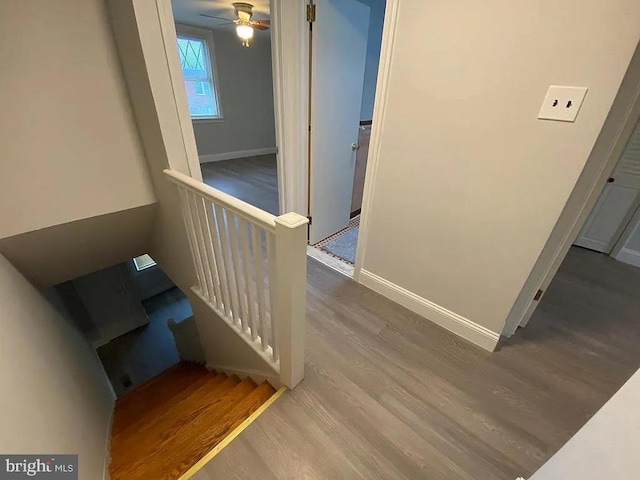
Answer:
[
  {"left": 275, "top": 0, "right": 401, "bottom": 281},
  {"left": 147, "top": 0, "right": 401, "bottom": 280},
  {"left": 270, "top": 0, "right": 310, "bottom": 215},
  {"left": 501, "top": 43, "right": 640, "bottom": 336}
]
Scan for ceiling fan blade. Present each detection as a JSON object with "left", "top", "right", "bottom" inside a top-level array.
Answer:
[
  {"left": 199, "top": 13, "right": 235, "bottom": 21},
  {"left": 253, "top": 24, "right": 270, "bottom": 30},
  {"left": 256, "top": 19, "right": 270, "bottom": 25}
]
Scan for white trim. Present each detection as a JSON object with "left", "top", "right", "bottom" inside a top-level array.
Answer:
[
  {"left": 353, "top": 0, "right": 401, "bottom": 282},
  {"left": 155, "top": 1, "right": 204, "bottom": 180},
  {"left": 306, "top": 246, "right": 354, "bottom": 277},
  {"left": 199, "top": 147, "right": 278, "bottom": 164},
  {"left": 610, "top": 199, "right": 640, "bottom": 258},
  {"left": 270, "top": 0, "right": 309, "bottom": 215},
  {"left": 614, "top": 247, "right": 640, "bottom": 268},
  {"left": 102, "top": 400, "right": 115, "bottom": 480},
  {"left": 359, "top": 269, "right": 500, "bottom": 352},
  {"left": 501, "top": 48, "right": 640, "bottom": 336},
  {"left": 205, "top": 363, "right": 282, "bottom": 389}
]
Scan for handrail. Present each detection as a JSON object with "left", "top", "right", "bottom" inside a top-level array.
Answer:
[
  {"left": 163, "top": 169, "right": 277, "bottom": 232},
  {"left": 164, "top": 167, "right": 308, "bottom": 388}
]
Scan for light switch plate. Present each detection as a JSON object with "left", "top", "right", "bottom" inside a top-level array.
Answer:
[{"left": 538, "top": 86, "right": 588, "bottom": 122}]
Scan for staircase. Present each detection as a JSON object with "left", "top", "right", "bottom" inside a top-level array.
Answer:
[{"left": 109, "top": 362, "right": 277, "bottom": 480}]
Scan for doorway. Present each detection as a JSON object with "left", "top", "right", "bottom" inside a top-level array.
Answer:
[
  {"left": 574, "top": 116, "right": 640, "bottom": 266},
  {"left": 501, "top": 42, "right": 640, "bottom": 337},
  {"left": 306, "top": 0, "right": 386, "bottom": 276},
  {"left": 171, "top": 0, "right": 280, "bottom": 216}
]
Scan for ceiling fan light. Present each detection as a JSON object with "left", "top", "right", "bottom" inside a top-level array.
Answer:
[{"left": 236, "top": 24, "right": 254, "bottom": 41}]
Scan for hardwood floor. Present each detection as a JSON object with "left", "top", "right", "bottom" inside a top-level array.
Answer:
[
  {"left": 109, "top": 362, "right": 276, "bottom": 480},
  {"left": 193, "top": 247, "right": 640, "bottom": 480},
  {"left": 200, "top": 154, "right": 279, "bottom": 216}
]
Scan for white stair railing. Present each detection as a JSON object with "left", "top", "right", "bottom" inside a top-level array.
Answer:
[{"left": 163, "top": 169, "right": 308, "bottom": 388}]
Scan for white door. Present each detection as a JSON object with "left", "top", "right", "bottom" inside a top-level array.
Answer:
[
  {"left": 575, "top": 118, "right": 640, "bottom": 252},
  {"left": 309, "top": 0, "right": 370, "bottom": 244}
]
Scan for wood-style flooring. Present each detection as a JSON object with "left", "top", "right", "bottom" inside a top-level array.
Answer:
[
  {"left": 200, "top": 154, "right": 279, "bottom": 216},
  {"left": 109, "top": 362, "right": 276, "bottom": 480},
  {"left": 192, "top": 246, "right": 640, "bottom": 480}
]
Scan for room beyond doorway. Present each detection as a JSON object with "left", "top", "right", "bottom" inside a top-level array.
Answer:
[{"left": 200, "top": 153, "right": 279, "bottom": 215}]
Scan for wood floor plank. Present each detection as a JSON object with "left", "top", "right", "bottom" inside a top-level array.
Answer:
[{"left": 199, "top": 249, "right": 640, "bottom": 479}]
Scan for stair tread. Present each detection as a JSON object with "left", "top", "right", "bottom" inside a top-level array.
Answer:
[
  {"left": 113, "top": 362, "right": 213, "bottom": 431},
  {"left": 117, "top": 362, "right": 205, "bottom": 406},
  {"left": 111, "top": 378, "right": 273, "bottom": 480},
  {"left": 111, "top": 374, "right": 240, "bottom": 456},
  {"left": 113, "top": 370, "right": 228, "bottom": 438}
]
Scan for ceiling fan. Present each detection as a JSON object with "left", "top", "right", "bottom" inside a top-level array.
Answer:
[{"left": 199, "top": 2, "right": 270, "bottom": 47}]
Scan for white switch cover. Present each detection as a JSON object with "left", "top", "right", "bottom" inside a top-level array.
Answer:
[{"left": 538, "top": 86, "right": 588, "bottom": 122}]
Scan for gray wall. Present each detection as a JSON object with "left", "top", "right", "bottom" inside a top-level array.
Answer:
[
  {"left": 128, "top": 261, "right": 175, "bottom": 300},
  {"left": 190, "top": 28, "right": 277, "bottom": 158},
  {"left": 359, "top": 0, "right": 640, "bottom": 335},
  {"left": 0, "top": 254, "right": 114, "bottom": 478},
  {"left": 358, "top": 0, "right": 386, "bottom": 121},
  {"left": 0, "top": 0, "right": 156, "bottom": 240}
]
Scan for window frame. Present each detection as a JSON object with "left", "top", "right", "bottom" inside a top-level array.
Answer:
[{"left": 175, "top": 24, "right": 223, "bottom": 122}]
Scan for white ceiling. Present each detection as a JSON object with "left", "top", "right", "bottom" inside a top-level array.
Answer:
[{"left": 172, "top": 0, "right": 270, "bottom": 31}]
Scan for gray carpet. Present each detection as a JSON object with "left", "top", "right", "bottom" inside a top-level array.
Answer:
[{"left": 322, "top": 227, "right": 359, "bottom": 264}]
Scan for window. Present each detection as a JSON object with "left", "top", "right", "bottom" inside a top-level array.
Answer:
[
  {"left": 133, "top": 254, "right": 157, "bottom": 271},
  {"left": 176, "top": 28, "right": 221, "bottom": 119},
  {"left": 195, "top": 81, "right": 210, "bottom": 96}
]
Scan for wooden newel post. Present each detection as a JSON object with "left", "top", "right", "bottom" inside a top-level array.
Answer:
[{"left": 274, "top": 212, "right": 309, "bottom": 388}]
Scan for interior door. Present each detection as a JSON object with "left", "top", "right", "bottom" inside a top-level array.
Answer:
[
  {"left": 575, "top": 118, "right": 640, "bottom": 252},
  {"left": 309, "top": 0, "right": 370, "bottom": 244}
]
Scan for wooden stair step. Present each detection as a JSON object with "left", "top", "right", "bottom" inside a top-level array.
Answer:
[
  {"left": 113, "top": 370, "right": 227, "bottom": 440},
  {"left": 110, "top": 375, "right": 242, "bottom": 466},
  {"left": 115, "top": 362, "right": 208, "bottom": 419},
  {"left": 145, "top": 381, "right": 277, "bottom": 479},
  {"left": 113, "top": 362, "right": 212, "bottom": 431},
  {"left": 113, "top": 378, "right": 263, "bottom": 480},
  {"left": 117, "top": 362, "right": 203, "bottom": 406}
]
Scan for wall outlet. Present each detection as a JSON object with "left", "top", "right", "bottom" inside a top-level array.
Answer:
[{"left": 538, "top": 86, "right": 588, "bottom": 122}]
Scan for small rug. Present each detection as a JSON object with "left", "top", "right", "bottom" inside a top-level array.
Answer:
[
  {"left": 322, "top": 227, "right": 359, "bottom": 264},
  {"left": 314, "top": 216, "right": 360, "bottom": 264}
]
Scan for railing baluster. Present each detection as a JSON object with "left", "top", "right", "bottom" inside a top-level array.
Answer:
[
  {"left": 194, "top": 195, "right": 219, "bottom": 306},
  {"left": 266, "top": 231, "right": 278, "bottom": 361},
  {"left": 239, "top": 218, "right": 257, "bottom": 338},
  {"left": 178, "top": 188, "right": 204, "bottom": 289},
  {"left": 252, "top": 227, "right": 268, "bottom": 351},
  {"left": 213, "top": 204, "right": 241, "bottom": 324},
  {"left": 187, "top": 191, "right": 214, "bottom": 302},
  {"left": 206, "top": 200, "right": 232, "bottom": 317},
  {"left": 227, "top": 211, "right": 248, "bottom": 331},
  {"left": 163, "top": 169, "right": 309, "bottom": 389}
]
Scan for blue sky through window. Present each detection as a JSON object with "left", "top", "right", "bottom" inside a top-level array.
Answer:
[{"left": 177, "top": 36, "right": 219, "bottom": 118}]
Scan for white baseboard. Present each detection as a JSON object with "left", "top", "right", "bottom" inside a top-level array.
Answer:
[
  {"left": 359, "top": 269, "right": 500, "bottom": 352},
  {"left": 614, "top": 248, "right": 640, "bottom": 268},
  {"left": 102, "top": 400, "right": 115, "bottom": 480},
  {"left": 199, "top": 147, "right": 277, "bottom": 164}
]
